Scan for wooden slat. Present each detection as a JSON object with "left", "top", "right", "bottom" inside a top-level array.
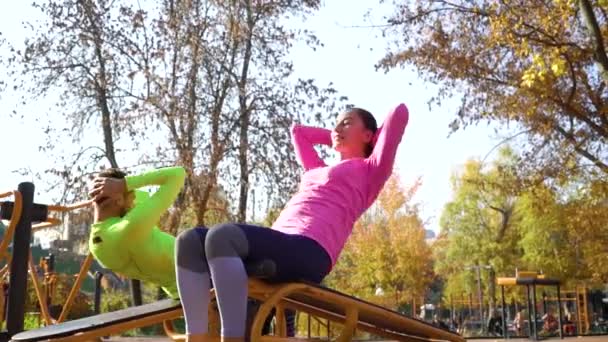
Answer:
[
  {"left": 11, "top": 300, "right": 182, "bottom": 341},
  {"left": 43, "top": 308, "right": 182, "bottom": 342}
]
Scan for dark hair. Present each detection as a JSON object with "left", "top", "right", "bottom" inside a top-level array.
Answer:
[
  {"left": 98, "top": 168, "right": 127, "bottom": 179},
  {"left": 350, "top": 107, "right": 377, "bottom": 157}
]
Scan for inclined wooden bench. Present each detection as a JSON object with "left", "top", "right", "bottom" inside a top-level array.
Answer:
[{"left": 11, "top": 260, "right": 464, "bottom": 342}]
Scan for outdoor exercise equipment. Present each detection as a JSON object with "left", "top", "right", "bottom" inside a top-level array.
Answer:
[
  {"left": 0, "top": 183, "right": 92, "bottom": 339},
  {"left": 2, "top": 182, "right": 466, "bottom": 341},
  {"left": 497, "top": 270, "right": 564, "bottom": 341}
]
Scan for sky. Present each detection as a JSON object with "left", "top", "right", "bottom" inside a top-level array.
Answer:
[{"left": 0, "top": 0, "right": 505, "bottom": 236}]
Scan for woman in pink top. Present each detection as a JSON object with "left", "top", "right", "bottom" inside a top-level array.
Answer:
[{"left": 175, "top": 104, "right": 409, "bottom": 342}]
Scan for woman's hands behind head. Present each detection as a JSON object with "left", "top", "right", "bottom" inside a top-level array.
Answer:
[{"left": 88, "top": 177, "right": 127, "bottom": 203}]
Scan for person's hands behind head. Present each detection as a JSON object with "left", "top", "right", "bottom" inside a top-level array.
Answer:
[{"left": 88, "top": 177, "right": 127, "bottom": 204}]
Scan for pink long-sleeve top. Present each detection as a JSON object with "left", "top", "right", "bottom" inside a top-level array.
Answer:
[{"left": 271, "top": 103, "right": 410, "bottom": 268}]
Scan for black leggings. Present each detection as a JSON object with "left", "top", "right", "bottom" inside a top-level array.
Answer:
[
  {"left": 193, "top": 223, "right": 331, "bottom": 283},
  {"left": 183, "top": 223, "right": 331, "bottom": 336}
]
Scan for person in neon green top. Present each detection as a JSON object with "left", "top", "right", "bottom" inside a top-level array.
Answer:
[{"left": 88, "top": 166, "right": 186, "bottom": 298}]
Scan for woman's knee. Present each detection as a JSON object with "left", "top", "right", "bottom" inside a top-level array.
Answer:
[
  {"left": 205, "top": 223, "right": 249, "bottom": 259},
  {"left": 175, "top": 228, "right": 208, "bottom": 272}
]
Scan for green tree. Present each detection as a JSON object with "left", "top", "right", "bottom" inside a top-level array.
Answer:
[
  {"left": 518, "top": 178, "right": 608, "bottom": 286},
  {"left": 436, "top": 148, "right": 523, "bottom": 315},
  {"left": 25, "top": 273, "right": 93, "bottom": 320},
  {"left": 517, "top": 185, "right": 578, "bottom": 280},
  {"left": 436, "top": 145, "right": 608, "bottom": 316}
]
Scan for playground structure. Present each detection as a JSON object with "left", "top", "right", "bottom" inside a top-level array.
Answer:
[
  {"left": 438, "top": 271, "right": 600, "bottom": 339},
  {"left": 496, "top": 271, "right": 601, "bottom": 339},
  {"left": 497, "top": 270, "right": 564, "bottom": 340},
  {"left": 545, "top": 286, "right": 591, "bottom": 335},
  {"left": 0, "top": 182, "right": 466, "bottom": 342}
]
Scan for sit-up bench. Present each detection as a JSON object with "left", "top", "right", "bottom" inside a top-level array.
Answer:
[{"left": 11, "top": 259, "right": 464, "bottom": 342}]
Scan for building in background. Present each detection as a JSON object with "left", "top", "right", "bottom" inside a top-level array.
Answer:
[
  {"left": 425, "top": 229, "right": 437, "bottom": 244},
  {"left": 45, "top": 210, "right": 92, "bottom": 255}
]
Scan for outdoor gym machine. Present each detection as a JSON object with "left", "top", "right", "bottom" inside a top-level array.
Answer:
[{"left": 0, "top": 183, "right": 92, "bottom": 340}]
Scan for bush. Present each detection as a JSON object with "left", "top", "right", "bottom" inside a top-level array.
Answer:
[
  {"left": 25, "top": 273, "right": 93, "bottom": 320},
  {"left": 99, "top": 284, "right": 174, "bottom": 336},
  {"left": 100, "top": 288, "right": 131, "bottom": 313},
  {"left": 23, "top": 313, "right": 42, "bottom": 330}
]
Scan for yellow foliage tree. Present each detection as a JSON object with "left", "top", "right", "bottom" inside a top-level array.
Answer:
[
  {"left": 379, "top": 0, "right": 608, "bottom": 177},
  {"left": 325, "top": 173, "right": 433, "bottom": 311}
]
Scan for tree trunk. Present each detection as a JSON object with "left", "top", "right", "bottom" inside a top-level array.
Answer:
[
  {"left": 100, "top": 111, "right": 118, "bottom": 168},
  {"left": 83, "top": 1, "right": 142, "bottom": 305},
  {"left": 237, "top": 1, "right": 255, "bottom": 222},
  {"left": 196, "top": 61, "right": 233, "bottom": 226},
  {"left": 237, "top": 107, "right": 250, "bottom": 222},
  {"left": 81, "top": 0, "right": 118, "bottom": 168},
  {"left": 579, "top": 0, "right": 608, "bottom": 84}
]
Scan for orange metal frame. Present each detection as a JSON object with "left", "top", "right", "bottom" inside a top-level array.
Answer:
[
  {"left": 0, "top": 195, "right": 94, "bottom": 326},
  {"left": 0, "top": 190, "right": 23, "bottom": 260}
]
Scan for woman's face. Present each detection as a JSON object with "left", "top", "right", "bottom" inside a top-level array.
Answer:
[{"left": 331, "top": 111, "right": 373, "bottom": 155}]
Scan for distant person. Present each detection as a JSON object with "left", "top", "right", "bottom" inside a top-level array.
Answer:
[
  {"left": 487, "top": 310, "right": 503, "bottom": 336},
  {"left": 513, "top": 311, "right": 523, "bottom": 335},
  {"left": 542, "top": 310, "right": 558, "bottom": 333},
  {"left": 432, "top": 315, "right": 449, "bottom": 330}
]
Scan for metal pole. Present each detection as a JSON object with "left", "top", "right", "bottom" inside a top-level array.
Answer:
[
  {"left": 94, "top": 272, "right": 103, "bottom": 314},
  {"left": 6, "top": 182, "right": 35, "bottom": 336},
  {"left": 477, "top": 266, "right": 484, "bottom": 330},
  {"left": 574, "top": 287, "right": 581, "bottom": 335},
  {"left": 557, "top": 285, "right": 563, "bottom": 339},
  {"left": 526, "top": 285, "right": 533, "bottom": 338},
  {"left": 531, "top": 285, "right": 538, "bottom": 340},
  {"left": 48, "top": 254, "right": 55, "bottom": 271},
  {"left": 130, "top": 279, "right": 142, "bottom": 306},
  {"left": 46, "top": 254, "right": 55, "bottom": 308},
  {"left": 501, "top": 285, "right": 508, "bottom": 340}
]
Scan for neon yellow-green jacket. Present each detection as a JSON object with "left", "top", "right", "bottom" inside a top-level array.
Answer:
[{"left": 89, "top": 166, "right": 186, "bottom": 298}]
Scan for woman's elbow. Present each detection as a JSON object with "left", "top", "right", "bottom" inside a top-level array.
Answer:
[
  {"left": 394, "top": 103, "right": 409, "bottom": 123},
  {"left": 290, "top": 123, "right": 301, "bottom": 135}
]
